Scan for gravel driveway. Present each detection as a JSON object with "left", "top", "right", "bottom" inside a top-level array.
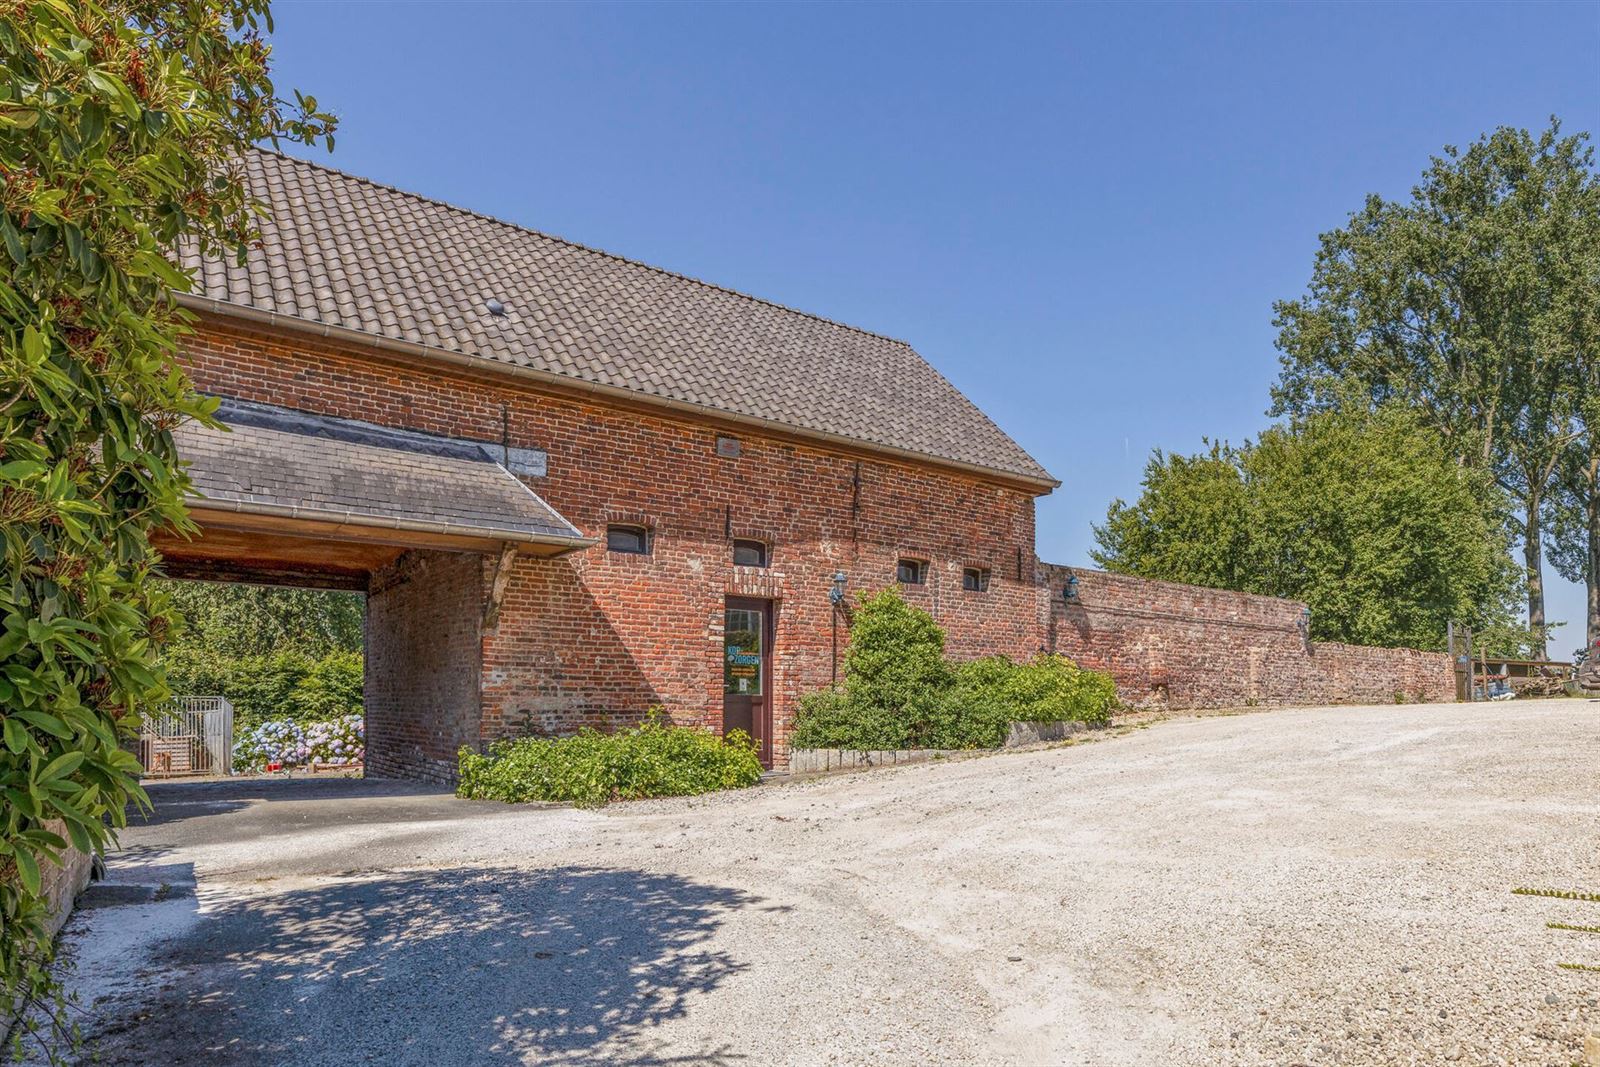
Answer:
[{"left": 36, "top": 699, "right": 1600, "bottom": 1065}]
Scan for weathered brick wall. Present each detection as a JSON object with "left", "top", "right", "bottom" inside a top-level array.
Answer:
[
  {"left": 1042, "top": 566, "right": 1454, "bottom": 709},
  {"left": 365, "top": 549, "right": 484, "bottom": 782},
  {"left": 184, "top": 319, "right": 1043, "bottom": 769}
]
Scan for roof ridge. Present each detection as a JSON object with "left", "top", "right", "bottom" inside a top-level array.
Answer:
[{"left": 251, "top": 146, "right": 915, "bottom": 348}]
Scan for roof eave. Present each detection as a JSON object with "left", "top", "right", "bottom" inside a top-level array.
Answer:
[
  {"left": 174, "top": 294, "right": 1062, "bottom": 495},
  {"left": 185, "top": 496, "right": 599, "bottom": 559}
]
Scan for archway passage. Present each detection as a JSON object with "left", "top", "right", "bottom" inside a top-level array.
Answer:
[{"left": 150, "top": 399, "right": 594, "bottom": 782}]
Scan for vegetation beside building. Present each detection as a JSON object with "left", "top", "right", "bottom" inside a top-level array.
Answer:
[
  {"left": 792, "top": 589, "right": 1116, "bottom": 753},
  {"left": 456, "top": 713, "right": 763, "bottom": 807}
]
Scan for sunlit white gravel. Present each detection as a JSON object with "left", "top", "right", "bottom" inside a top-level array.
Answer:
[{"left": 39, "top": 699, "right": 1600, "bottom": 1065}]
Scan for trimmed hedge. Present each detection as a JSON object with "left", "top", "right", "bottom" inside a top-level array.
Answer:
[
  {"left": 160, "top": 648, "right": 362, "bottom": 726},
  {"left": 457, "top": 713, "right": 762, "bottom": 807},
  {"left": 791, "top": 588, "right": 1116, "bottom": 752}
]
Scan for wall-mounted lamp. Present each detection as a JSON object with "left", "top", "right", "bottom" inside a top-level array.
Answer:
[
  {"left": 1297, "top": 606, "right": 1311, "bottom": 638},
  {"left": 1062, "top": 574, "right": 1080, "bottom": 603},
  {"left": 829, "top": 571, "right": 850, "bottom": 685}
]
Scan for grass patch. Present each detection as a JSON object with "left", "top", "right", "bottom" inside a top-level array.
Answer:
[
  {"left": 1512, "top": 887, "right": 1600, "bottom": 903},
  {"left": 1555, "top": 962, "right": 1600, "bottom": 972},
  {"left": 1548, "top": 922, "right": 1600, "bottom": 934}
]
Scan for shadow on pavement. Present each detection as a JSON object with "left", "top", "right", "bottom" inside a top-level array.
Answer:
[{"left": 80, "top": 866, "right": 765, "bottom": 1066}]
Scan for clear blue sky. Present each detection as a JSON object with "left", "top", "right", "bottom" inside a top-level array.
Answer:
[{"left": 267, "top": 1, "right": 1599, "bottom": 650}]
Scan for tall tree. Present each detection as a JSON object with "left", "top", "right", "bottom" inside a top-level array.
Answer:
[
  {"left": 1091, "top": 442, "right": 1252, "bottom": 590},
  {"left": 1270, "top": 119, "right": 1597, "bottom": 656},
  {"left": 1094, "top": 407, "right": 1523, "bottom": 652},
  {"left": 1541, "top": 166, "right": 1600, "bottom": 650},
  {"left": 0, "top": 2, "right": 332, "bottom": 1054},
  {"left": 161, "top": 580, "right": 363, "bottom": 660}
]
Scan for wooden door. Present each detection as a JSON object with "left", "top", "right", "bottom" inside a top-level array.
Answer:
[{"left": 723, "top": 597, "right": 773, "bottom": 767}]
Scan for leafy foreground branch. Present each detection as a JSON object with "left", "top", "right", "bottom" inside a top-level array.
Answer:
[{"left": 0, "top": 1, "right": 332, "bottom": 1058}]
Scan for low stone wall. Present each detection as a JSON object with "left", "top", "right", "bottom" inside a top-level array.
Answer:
[
  {"left": 36, "top": 837, "right": 91, "bottom": 943},
  {"left": 790, "top": 720, "right": 1096, "bottom": 774},
  {"left": 1042, "top": 566, "right": 1455, "bottom": 710},
  {"left": 788, "top": 748, "right": 957, "bottom": 774}
]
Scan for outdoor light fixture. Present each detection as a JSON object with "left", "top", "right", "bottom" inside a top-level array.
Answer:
[
  {"left": 1063, "top": 574, "right": 1080, "bottom": 602},
  {"left": 829, "top": 571, "right": 850, "bottom": 685},
  {"left": 1297, "top": 606, "right": 1312, "bottom": 637}
]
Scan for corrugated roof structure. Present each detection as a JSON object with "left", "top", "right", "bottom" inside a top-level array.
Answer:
[{"left": 178, "top": 150, "right": 1055, "bottom": 488}]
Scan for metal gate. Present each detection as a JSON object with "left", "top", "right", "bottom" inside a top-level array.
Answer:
[{"left": 131, "top": 696, "right": 235, "bottom": 778}]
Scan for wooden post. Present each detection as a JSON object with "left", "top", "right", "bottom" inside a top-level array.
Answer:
[{"left": 481, "top": 541, "right": 519, "bottom": 634}]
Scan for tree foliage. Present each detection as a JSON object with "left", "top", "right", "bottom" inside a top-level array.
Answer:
[
  {"left": 1093, "top": 407, "right": 1524, "bottom": 651},
  {"left": 1270, "top": 118, "right": 1599, "bottom": 654},
  {"left": 160, "top": 580, "right": 362, "bottom": 659},
  {"left": 0, "top": 1, "right": 332, "bottom": 1052}
]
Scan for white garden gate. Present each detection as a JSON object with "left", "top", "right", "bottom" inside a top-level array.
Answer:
[{"left": 131, "top": 696, "right": 235, "bottom": 778}]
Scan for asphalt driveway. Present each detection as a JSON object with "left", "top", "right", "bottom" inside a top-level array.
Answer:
[{"left": 35, "top": 700, "right": 1600, "bottom": 1065}]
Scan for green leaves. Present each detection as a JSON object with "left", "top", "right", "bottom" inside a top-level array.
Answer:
[
  {"left": 456, "top": 711, "right": 762, "bottom": 807},
  {"left": 790, "top": 590, "right": 1118, "bottom": 752},
  {"left": 1270, "top": 118, "right": 1600, "bottom": 654},
  {"left": 0, "top": 0, "right": 337, "bottom": 1046},
  {"left": 1093, "top": 407, "right": 1521, "bottom": 651}
]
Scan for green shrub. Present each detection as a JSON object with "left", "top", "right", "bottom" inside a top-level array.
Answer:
[
  {"left": 1001, "top": 654, "right": 1117, "bottom": 727},
  {"left": 457, "top": 712, "right": 763, "bottom": 807},
  {"left": 159, "top": 648, "right": 362, "bottom": 725},
  {"left": 791, "top": 589, "right": 1117, "bottom": 752}
]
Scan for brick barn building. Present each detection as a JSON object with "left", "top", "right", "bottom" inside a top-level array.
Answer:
[{"left": 159, "top": 150, "right": 1058, "bottom": 781}]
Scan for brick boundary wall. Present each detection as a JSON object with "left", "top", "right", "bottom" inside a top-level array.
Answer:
[{"left": 1041, "top": 565, "right": 1455, "bottom": 709}]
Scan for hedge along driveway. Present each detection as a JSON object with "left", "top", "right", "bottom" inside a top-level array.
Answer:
[{"left": 34, "top": 699, "right": 1600, "bottom": 1066}]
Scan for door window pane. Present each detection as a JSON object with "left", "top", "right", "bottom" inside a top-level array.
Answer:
[{"left": 724, "top": 608, "right": 763, "bottom": 696}]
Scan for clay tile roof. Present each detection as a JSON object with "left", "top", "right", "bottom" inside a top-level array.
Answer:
[{"left": 179, "top": 149, "right": 1055, "bottom": 488}]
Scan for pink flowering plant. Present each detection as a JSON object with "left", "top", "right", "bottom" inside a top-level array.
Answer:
[{"left": 233, "top": 714, "right": 364, "bottom": 773}]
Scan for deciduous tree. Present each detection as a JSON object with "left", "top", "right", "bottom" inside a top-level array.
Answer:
[
  {"left": 1270, "top": 119, "right": 1597, "bottom": 656},
  {"left": 1094, "top": 408, "right": 1523, "bottom": 651}
]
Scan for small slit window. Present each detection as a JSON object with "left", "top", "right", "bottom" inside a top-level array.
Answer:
[
  {"left": 896, "top": 558, "right": 927, "bottom": 585},
  {"left": 963, "top": 567, "right": 990, "bottom": 592},
  {"left": 732, "top": 539, "right": 768, "bottom": 568},
  {"left": 606, "top": 525, "right": 650, "bottom": 555}
]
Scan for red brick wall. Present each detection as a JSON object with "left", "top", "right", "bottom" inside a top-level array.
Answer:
[
  {"left": 365, "top": 549, "right": 485, "bottom": 782},
  {"left": 182, "top": 318, "right": 1045, "bottom": 769},
  {"left": 1042, "top": 566, "right": 1454, "bottom": 708}
]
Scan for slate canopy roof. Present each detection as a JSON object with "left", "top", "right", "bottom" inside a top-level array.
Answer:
[
  {"left": 176, "top": 399, "right": 591, "bottom": 556},
  {"left": 178, "top": 150, "right": 1056, "bottom": 489}
]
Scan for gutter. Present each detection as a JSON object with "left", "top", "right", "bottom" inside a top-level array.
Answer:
[
  {"left": 173, "top": 294, "right": 1062, "bottom": 495},
  {"left": 186, "top": 494, "right": 598, "bottom": 554}
]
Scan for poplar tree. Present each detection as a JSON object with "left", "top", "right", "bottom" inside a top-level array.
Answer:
[{"left": 1270, "top": 119, "right": 1598, "bottom": 657}]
